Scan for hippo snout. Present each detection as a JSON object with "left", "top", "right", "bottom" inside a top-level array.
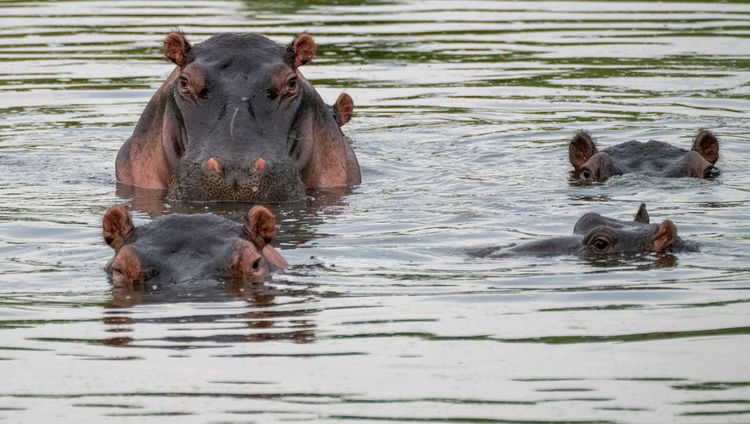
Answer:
[{"left": 170, "top": 156, "right": 305, "bottom": 202}]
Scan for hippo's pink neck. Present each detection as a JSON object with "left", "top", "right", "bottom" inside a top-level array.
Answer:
[{"left": 116, "top": 67, "right": 181, "bottom": 190}]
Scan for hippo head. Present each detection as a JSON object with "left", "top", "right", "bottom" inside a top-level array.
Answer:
[
  {"left": 102, "top": 205, "right": 288, "bottom": 287},
  {"left": 571, "top": 204, "right": 682, "bottom": 255},
  {"left": 158, "top": 31, "right": 356, "bottom": 201},
  {"left": 569, "top": 130, "right": 720, "bottom": 182},
  {"left": 506, "top": 204, "right": 696, "bottom": 257}
]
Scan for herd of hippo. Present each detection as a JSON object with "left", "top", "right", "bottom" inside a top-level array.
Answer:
[{"left": 103, "top": 31, "right": 722, "bottom": 287}]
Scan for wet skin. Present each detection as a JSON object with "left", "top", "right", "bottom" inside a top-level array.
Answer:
[
  {"left": 488, "top": 204, "right": 697, "bottom": 257},
  {"left": 102, "top": 205, "right": 288, "bottom": 287},
  {"left": 116, "top": 31, "right": 360, "bottom": 202},
  {"left": 569, "top": 130, "right": 720, "bottom": 182}
]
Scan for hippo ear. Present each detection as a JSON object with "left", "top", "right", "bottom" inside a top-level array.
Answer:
[
  {"left": 692, "top": 129, "right": 719, "bottom": 164},
  {"left": 569, "top": 131, "right": 598, "bottom": 169},
  {"left": 163, "top": 31, "right": 191, "bottom": 67},
  {"left": 289, "top": 32, "right": 316, "bottom": 67},
  {"left": 634, "top": 203, "right": 650, "bottom": 224},
  {"left": 102, "top": 205, "right": 134, "bottom": 251},
  {"left": 333, "top": 93, "right": 354, "bottom": 127},
  {"left": 244, "top": 206, "right": 277, "bottom": 248},
  {"left": 650, "top": 220, "right": 677, "bottom": 253}
]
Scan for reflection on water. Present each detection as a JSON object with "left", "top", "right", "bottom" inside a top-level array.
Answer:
[
  {"left": 1, "top": 0, "right": 750, "bottom": 423},
  {"left": 105, "top": 280, "right": 320, "bottom": 346}
]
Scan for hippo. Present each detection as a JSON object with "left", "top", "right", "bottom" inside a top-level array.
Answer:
[
  {"left": 102, "top": 204, "right": 288, "bottom": 287},
  {"left": 569, "top": 130, "right": 719, "bottom": 182},
  {"left": 485, "top": 204, "right": 697, "bottom": 257},
  {"left": 116, "top": 31, "right": 361, "bottom": 202}
]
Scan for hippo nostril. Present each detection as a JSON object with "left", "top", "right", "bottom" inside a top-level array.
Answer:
[
  {"left": 704, "top": 166, "right": 720, "bottom": 179},
  {"left": 206, "top": 157, "right": 221, "bottom": 173},
  {"left": 255, "top": 157, "right": 266, "bottom": 172}
]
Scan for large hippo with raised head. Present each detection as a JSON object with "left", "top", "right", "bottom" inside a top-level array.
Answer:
[
  {"left": 102, "top": 205, "right": 288, "bottom": 287},
  {"left": 485, "top": 204, "right": 697, "bottom": 257},
  {"left": 116, "top": 31, "right": 360, "bottom": 202},
  {"left": 569, "top": 130, "right": 719, "bottom": 182}
]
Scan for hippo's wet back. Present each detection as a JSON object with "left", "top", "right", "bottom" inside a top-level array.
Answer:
[{"left": 115, "top": 31, "right": 360, "bottom": 202}]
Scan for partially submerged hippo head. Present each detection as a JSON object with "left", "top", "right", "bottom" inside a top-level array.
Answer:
[
  {"left": 102, "top": 205, "right": 288, "bottom": 286},
  {"left": 116, "top": 31, "right": 360, "bottom": 202},
  {"left": 569, "top": 130, "right": 720, "bottom": 182},
  {"left": 505, "top": 204, "right": 697, "bottom": 257}
]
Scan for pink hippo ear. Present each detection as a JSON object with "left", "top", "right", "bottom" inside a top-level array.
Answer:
[
  {"left": 333, "top": 93, "right": 354, "bottom": 127},
  {"left": 569, "top": 131, "right": 598, "bottom": 170},
  {"left": 289, "top": 32, "right": 316, "bottom": 67},
  {"left": 163, "top": 31, "right": 191, "bottom": 67},
  {"left": 243, "top": 206, "right": 288, "bottom": 270},
  {"left": 102, "top": 205, "right": 134, "bottom": 251},
  {"left": 650, "top": 220, "right": 678, "bottom": 253},
  {"left": 634, "top": 203, "right": 650, "bottom": 224},
  {"left": 692, "top": 129, "right": 719, "bottom": 164},
  {"left": 244, "top": 206, "right": 277, "bottom": 249}
]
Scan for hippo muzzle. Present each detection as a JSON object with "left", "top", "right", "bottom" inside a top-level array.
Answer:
[{"left": 170, "top": 156, "right": 305, "bottom": 202}]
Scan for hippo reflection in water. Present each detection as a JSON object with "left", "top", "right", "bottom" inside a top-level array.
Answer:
[
  {"left": 569, "top": 130, "right": 720, "bottom": 182},
  {"left": 102, "top": 205, "right": 288, "bottom": 287},
  {"left": 485, "top": 204, "right": 697, "bottom": 257},
  {"left": 116, "top": 31, "right": 360, "bottom": 202}
]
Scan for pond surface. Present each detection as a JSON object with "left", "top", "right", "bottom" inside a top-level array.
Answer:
[{"left": 1, "top": 1, "right": 750, "bottom": 422}]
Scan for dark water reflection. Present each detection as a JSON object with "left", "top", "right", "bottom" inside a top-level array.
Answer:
[
  {"left": 1, "top": 0, "right": 750, "bottom": 423},
  {"left": 104, "top": 278, "right": 324, "bottom": 346}
]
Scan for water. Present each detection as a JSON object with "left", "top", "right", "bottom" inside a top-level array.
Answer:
[{"left": 1, "top": 1, "right": 750, "bottom": 422}]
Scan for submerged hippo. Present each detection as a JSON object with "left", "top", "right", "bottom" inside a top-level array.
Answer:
[
  {"left": 486, "top": 204, "right": 696, "bottom": 257},
  {"left": 116, "top": 31, "right": 360, "bottom": 201},
  {"left": 102, "top": 205, "right": 288, "bottom": 286},
  {"left": 569, "top": 130, "right": 719, "bottom": 182}
]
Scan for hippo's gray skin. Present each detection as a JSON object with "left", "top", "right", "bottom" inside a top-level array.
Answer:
[
  {"left": 488, "top": 204, "right": 697, "bottom": 257},
  {"left": 116, "top": 31, "right": 360, "bottom": 202},
  {"left": 102, "top": 205, "right": 288, "bottom": 287},
  {"left": 569, "top": 130, "right": 719, "bottom": 182}
]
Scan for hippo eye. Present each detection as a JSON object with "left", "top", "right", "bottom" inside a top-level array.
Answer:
[
  {"left": 177, "top": 75, "right": 192, "bottom": 97},
  {"left": 580, "top": 169, "right": 592, "bottom": 180},
  {"left": 110, "top": 266, "right": 130, "bottom": 283},
  {"left": 287, "top": 77, "right": 297, "bottom": 90},
  {"left": 590, "top": 237, "right": 610, "bottom": 252}
]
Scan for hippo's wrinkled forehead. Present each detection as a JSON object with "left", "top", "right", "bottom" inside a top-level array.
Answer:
[
  {"left": 126, "top": 214, "right": 246, "bottom": 282},
  {"left": 131, "top": 214, "right": 243, "bottom": 252},
  {"left": 188, "top": 33, "right": 292, "bottom": 68},
  {"left": 573, "top": 212, "right": 651, "bottom": 234}
]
